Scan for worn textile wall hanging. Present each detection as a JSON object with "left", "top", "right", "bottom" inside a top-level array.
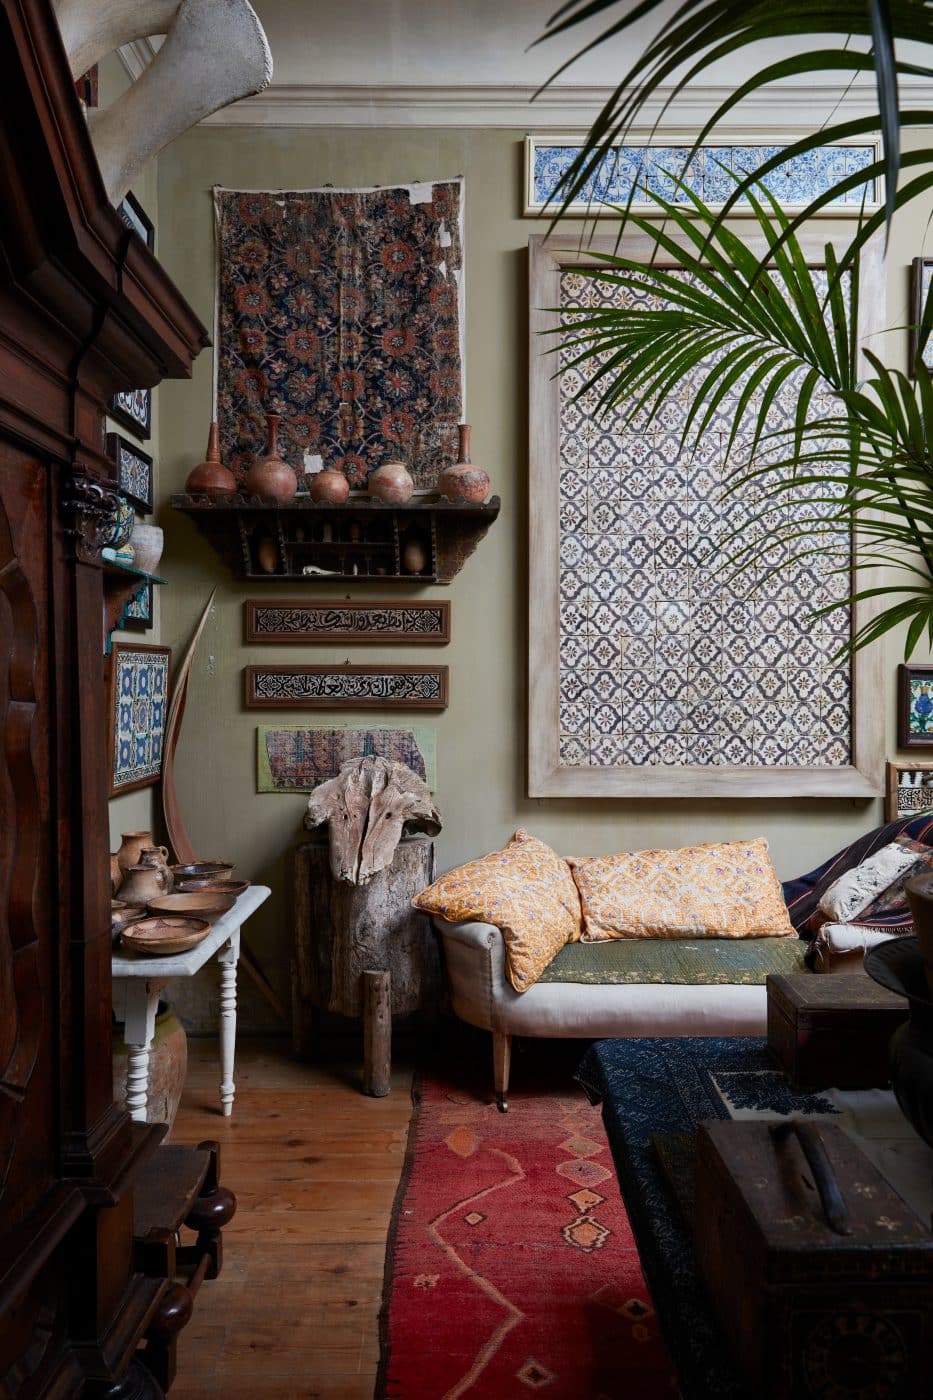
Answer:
[
  {"left": 256, "top": 725, "right": 437, "bottom": 792},
  {"left": 214, "top": 179, "right": 464, "bottom": 490}
]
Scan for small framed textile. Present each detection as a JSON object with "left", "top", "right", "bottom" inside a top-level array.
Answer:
[{"left": 107, "top": 642, "right": 171, "bottom": 794}]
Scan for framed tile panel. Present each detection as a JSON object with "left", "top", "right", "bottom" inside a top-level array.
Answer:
[{"left": 107, "top": 642, "right": 170, "bottom": 795}]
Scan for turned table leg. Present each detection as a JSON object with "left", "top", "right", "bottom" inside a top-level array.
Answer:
[
  {"left": 217, "top": 929, "right": 240, "bottom": 1116},
  {"left": 113, "top": 979, "right": 162, "bottom": 1124}
]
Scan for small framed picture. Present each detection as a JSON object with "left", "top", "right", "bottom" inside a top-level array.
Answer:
[
  {"left": 107, "top": 431, "right": 153, "bottom": 513},
  {"left": 886, "top": 760, "right": 933, "bottom": 820},
  {"left": 898, "top": 664, "right": 933, "bottom": 747},
  {"left": 118, "top": 191, "right": 155, "bottom": 251},
  {"left": 118, "top": 580, "right": 154, "bottom": 632},
  {"left": 909, "top": 257, "right": 933, "bottom": 376},
  {"left": 107, "top": 641, "right": 171, "bottom": 795},
  {"left": 109, "top": 388, "right": 152, "bottom": 440}
]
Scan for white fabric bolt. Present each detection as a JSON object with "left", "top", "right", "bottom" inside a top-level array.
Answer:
[{"left": 818, "top": 842, "right": 920, "bottom": 923}]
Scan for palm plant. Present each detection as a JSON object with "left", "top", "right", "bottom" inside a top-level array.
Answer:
[{"left": 537, "top": 0, "right": 933, "bottom": 654}]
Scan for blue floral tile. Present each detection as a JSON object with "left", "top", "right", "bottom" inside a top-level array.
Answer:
[{"left": 111, "top": 647, "right": 169, "bottom": 792}]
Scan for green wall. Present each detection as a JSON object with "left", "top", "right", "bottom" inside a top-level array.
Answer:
[{"left": 153, "top": 123, "right": 931, "bottom": 1030}]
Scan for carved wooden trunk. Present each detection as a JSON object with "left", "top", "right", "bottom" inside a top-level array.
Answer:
[
  {"left": 694, "top": 1119, "right": 933, "bottom": 1400},
  {"left": 292, "top": 835, "right": 441, "bottom": 1051}
]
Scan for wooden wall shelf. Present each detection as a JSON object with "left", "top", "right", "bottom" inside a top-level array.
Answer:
[
  {"left": 172, "top": 494, "right": 500, "bottom": 585},
  {"left": 103, "top": 557, "right": 165, "bottom": 647}
]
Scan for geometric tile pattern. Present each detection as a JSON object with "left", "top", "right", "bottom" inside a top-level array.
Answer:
[
  {"left": 532, "top": 143, "right": 877, "bottom": 211},
  {"left": 558, "top": 269, "right": 853, "bottom": 769},
  {"left": 111, "top": 645, "right": 168, "bottom": 791}
]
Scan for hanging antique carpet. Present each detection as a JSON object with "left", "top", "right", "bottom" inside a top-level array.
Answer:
[{"left": 377, "top": 1059, "right": 676, "bottom": 1399}]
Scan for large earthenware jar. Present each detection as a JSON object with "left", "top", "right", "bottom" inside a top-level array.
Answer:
[
  {"left": 308, "top": 466, "right": 350, "bottom": 504},
  {"left": 437, "top": 423, "right": 490, "bottom": 504},
  {"left": 113, "top": 1002, "right": 188, "bottom": 1139},
  {"left": 369, "top": 460, "right": 413, "bottom": 505},
  {"left": 245, "top": 414, "right": 297, "bottom": 504},
  {"left": 185, "top": 420, "right": 237, "bottom": 501},
  {"left": 117, "top": 830, "right": 154, "bottom": 877}
]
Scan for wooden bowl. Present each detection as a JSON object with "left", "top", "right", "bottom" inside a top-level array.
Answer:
[
  {"left": 111, "top": 900, "right": 146, "bottom": 937},
  {"left": 174, "top": 876, "right": 250, "bottom": 898},
  {"left": 146, "top": 891, "right": 236, "bottom": 923},
  {"left": 170, "top": 861, "right": 235, "bottom": 881},
  {"left": 120, "top": 915, "right": 211, "bottom": 957}
]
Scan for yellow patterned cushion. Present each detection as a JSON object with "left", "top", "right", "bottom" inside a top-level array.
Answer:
[
  {"left": 568, "top": 839, "right": 794, "bottom": 941},
  {"left": 412, "top": 830, "right": 582, "bottom": 991}
]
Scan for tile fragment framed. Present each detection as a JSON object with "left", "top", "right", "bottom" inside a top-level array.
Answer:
[
  {"left": 107, "top": 642, "right": 170, "bottom": 795},
  {"left": 244, "top": 598, "right": 450, "bottom": 644},
  {"left": 886, "top": 761, "right": 933, "bottom": 821},
  {"left": 898, "top": 664, "right": 933, "bottom": 748},
  {"left": 528, "top": 233, "right": 884, "bottom": 798},
  {"left": 244, "top": 664, "right": 448, "bottom": 710},
  {"left": 524, "top": 135, "right": 882, "bottom": 217},
  {"left": 107, "top": 432, "right": 153, "bottom": 512},
  {"left": 257, "top": 724, "right": 437, "bottom": 792}
]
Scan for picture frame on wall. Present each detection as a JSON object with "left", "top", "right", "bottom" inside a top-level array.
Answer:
[
  {"left": 908, "top": 257, "right": 933, "bottom": 376},
  {"left": 106, "top": 431, "right": 153, "bottom": 512},
  {"left": 886, "top": 760, "right": 933, "bottom": 821},
  {"left": 109, "top": 387, "right": 152, "bottom": 440},
  {"left": 898, "top": 664, "right": 933, "bottom": 748},
  {"left": 107, "top": 641, "right": 171, "bottom": 795},
  {"left": 117, "top": 191, "right": 155, "bottom": 250}
]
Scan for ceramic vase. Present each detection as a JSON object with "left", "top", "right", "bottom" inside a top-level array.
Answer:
[
  {"left": 138, "top": 844, "right": 174, "bottom": 892},
  {"left": 369, "top": 461, "right": 413, "bottom": 505},
  {"left": 129, "top": 523, "right": 163, "bottom": 575},
  {"left": 117, "top": 830, "right": 154, "bottom": 876},
  {"left": 401, "top": 534, "right": 428, "bottom": 575},
  {"left": 185, "top": 420, "right": 237, "bottom": 501},
  {"left": 118, "top": 862, "right": 171, "bottom": 904},
  {"left": 308, "top": 467, "right": 350, "bottom": 505},
  {"left": 113, "top": 1002, "right": 188, "bottom": 1139},
  {"left": 244, "top": 414, "right": 297, "bottom": 504},
  {"left": 437, "top": 424, "right": 490, "bottom": 504}
]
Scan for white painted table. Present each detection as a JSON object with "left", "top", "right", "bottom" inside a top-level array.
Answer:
[{"left": 111, "top": 885, "right": 270, "bottom": 1122}]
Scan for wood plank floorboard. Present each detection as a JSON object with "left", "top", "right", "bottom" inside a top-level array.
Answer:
[{"left": 170, "top": 1036, "right": 415, "bottom": 1398}]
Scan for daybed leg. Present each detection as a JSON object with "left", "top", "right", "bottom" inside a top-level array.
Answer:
[{"left": 493, "top": 1031, "right": 511, "bottom": 1112}]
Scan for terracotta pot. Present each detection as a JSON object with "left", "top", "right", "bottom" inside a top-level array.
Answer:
[
  {"left": 369, "top": 461, "right": 413, "bottom": 505},
  {"left": 117, "top": 830, "right": 154, "bottom": 876},
  {"left": 244, "top": 414, "right": 297, "bottom": 504},
  {"left": 438, "top": 423, "right": 490, "bottom": 504},
  {"left": 185, "top": 420, "right": 237, "bottom": 501},
  {"left": 119, "top": 862, "right": 171, "bottom": 905},
  {"left": 113, "top": 1001, "right": 188, "bottom": 1139},
  {"left": 138, "top": 844, "right": 174, "bottom": 892},
  {"left": 308, "top": 467, "right": 350, "bottom": 505}
]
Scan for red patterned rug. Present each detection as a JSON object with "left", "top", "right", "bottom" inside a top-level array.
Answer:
[{"left": 378, "top": 1054, "right": 677, "bottom": 1398}]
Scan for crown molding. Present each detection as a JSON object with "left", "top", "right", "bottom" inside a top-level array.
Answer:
[
  {"left": 195, "top": 79, "right": 933, "bottom": 130},
  {"left": 116, "top": 38, "right": 158, "bottom": 83}
]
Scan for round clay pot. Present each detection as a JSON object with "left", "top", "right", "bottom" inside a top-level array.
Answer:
[
  {"left": 119, "top": 862, "right": 171, "bottom": 905},
  {"left": 186, "top": 420, "right": 237, "bottom": 501},
  {"left": 117, "top": 830, "right": 154, "bottom": 877},
  {"left": 113, "top": 1001, "right": 188, "bottom": 1139},
  {"left": 438, "top": 423, "right": 490, "bottom": 504},
  {"left": 369, "top": 461, "right": 413, "bottom": 505},
  {"left": 308, "top": 468, "right": 350, "bottom": 505},
  {"left": 129, "top": 523, "right": 163, "bottom": 575},
  {"left": 244, "top": 414, "right": 297, "bottom": 504}
]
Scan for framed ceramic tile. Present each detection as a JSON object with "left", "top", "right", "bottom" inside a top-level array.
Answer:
[
  {"left": 899, "top": 665, "right": 933, "bottom": 748},
  {"left": 244, "top": 664, "right": 448, "bottom": 710},
  {"left": 886, "top": 760, "right": 933, "bottom": 820},
  {"left": 244, "top": 598, "right": 450, "bottom": 644},
  {"left": 118, "top": 191, "right": 154, "bottom": 250},
  {"left": 107, "top": 642, "right": 171, "bottom": 795},
  {"left": 908, "top": 257, "right": 933, "bottom": 376},
  {"left": 107, "top": 432, "right": 153, "bottom": 512},
  {"left": 118, "top": 579, "right": 153, "bottom": 632},
  {"left": 109, "top": 388, "right": 151, "bottom": 440}
]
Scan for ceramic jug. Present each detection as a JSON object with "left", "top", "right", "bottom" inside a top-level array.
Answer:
[
  {"left": 117, "top": 830, "right": 154, "bottom": 876},
  {"left": 138, "top": 845, "right": 174, "bottom": 892},
  {"left": 119, "top": 862, "right": 171, "bottom": 906}
]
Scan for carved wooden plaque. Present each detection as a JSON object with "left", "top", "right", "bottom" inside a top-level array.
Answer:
[{"left": 244, "top": 598, "right": 450, "bottom": 644}]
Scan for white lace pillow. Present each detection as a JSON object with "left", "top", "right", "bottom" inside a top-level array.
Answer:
[{"left": 818, "top": 842, "right": 922, "bottom": 924}]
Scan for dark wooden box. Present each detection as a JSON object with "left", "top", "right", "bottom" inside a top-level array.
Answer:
[
  {"left": 767, "top": 972, "right": 908, "bottom": 1089},
  {"left": 694, "top": 1119, "right": 933, "bottom": 1400}
]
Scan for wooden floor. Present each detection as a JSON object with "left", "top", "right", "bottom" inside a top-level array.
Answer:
[{"left": 170, "top": 1036, "right": 415, "bottom": 1399}]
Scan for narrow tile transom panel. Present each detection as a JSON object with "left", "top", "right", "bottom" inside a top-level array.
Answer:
[{"left": 557, "top": 270, "right": 852, "bottom": 769}]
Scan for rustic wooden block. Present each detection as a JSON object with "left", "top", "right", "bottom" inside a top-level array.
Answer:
[
  {"left": 694, "top": 1119, "right": 933, "bottom": 1400},
  {"left": 766, "top": 972, "right": 908, "bottom": 1089}
]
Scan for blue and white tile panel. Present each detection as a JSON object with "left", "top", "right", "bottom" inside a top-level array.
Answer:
[
  {"left": 530, "top": 142, "right": 876, "bottom": 212},
  {"left": 557, "top": 271, "right": 853, "bottom": 769}
]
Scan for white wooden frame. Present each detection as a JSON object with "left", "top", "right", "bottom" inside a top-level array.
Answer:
[
  {"left": 523, "top": 134, "right": 884, "bottom": 218},
  {"left": 528, "top": 231, "right": 885, "bottom": 798}
]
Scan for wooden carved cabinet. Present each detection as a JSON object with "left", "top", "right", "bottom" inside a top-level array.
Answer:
[{"left": 0, "top": 1, "right": 209, "bottom": 1393}]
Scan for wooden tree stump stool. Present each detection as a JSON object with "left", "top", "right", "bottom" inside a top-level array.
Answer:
[{"left": 292, "top": 834, "right": 440, "bottom": 1092}]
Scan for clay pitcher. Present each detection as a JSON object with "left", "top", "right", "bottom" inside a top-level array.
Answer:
[
  {"left": 117, "top": 830, "right": 154, "bottom": 877},
  {"left": 245, "top": 414, "right": 297, "bottom": 504},
  {"left": 119, "top": 862, "right": 171, "bottom": 905},
  {"left": 185, "top": 420, "right": 237, "bottom": 501},
  {"left": 437, "top": 423, "right": 490, "bottom": 504},
  {"left": 138, "top": 844, "right": 174, "bottom": 892}
]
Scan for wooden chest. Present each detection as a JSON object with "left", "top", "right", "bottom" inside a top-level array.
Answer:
[
  {"left": 694, "top": 1119, "right": 933, "bottom": 1400},
  {"left": 767, "top": 972, "right": 908, "bottom": 1089}
]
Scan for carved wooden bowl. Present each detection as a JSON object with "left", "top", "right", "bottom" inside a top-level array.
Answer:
[
  {"left": 174, "top": 876, "right": 250, "bottom": 897},
  {"left": 120, "top": 915, "right": 211, "bottom": 956},
  {"left": 146, "top": 891, "right": 237, "bottom": 923}
]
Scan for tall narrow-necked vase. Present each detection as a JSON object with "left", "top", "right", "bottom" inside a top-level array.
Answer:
[
  {"left": 245, "top": 414, "right": 297, "bottom": 504},
  {"left": 437, "top": 423, "right": 490, "bottom": 504},
  {"left": 185, "top": 420, "right": 237, "bottom": 501}
]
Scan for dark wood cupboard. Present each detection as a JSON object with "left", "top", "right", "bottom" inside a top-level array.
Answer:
[{"left": 0, "top": 1, "right": 210, "bottom": 1391}]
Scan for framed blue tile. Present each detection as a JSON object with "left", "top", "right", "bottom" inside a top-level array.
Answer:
[{"left": 107, "top": 642, "right": 170, "bottom": 795}]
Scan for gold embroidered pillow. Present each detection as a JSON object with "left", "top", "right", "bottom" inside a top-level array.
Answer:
[
  {"left": 412, "top": 829, "right": 581, "bottom": 991},
  {"left": 568, "top": 839, "right": 794, "bottom": 942}
]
